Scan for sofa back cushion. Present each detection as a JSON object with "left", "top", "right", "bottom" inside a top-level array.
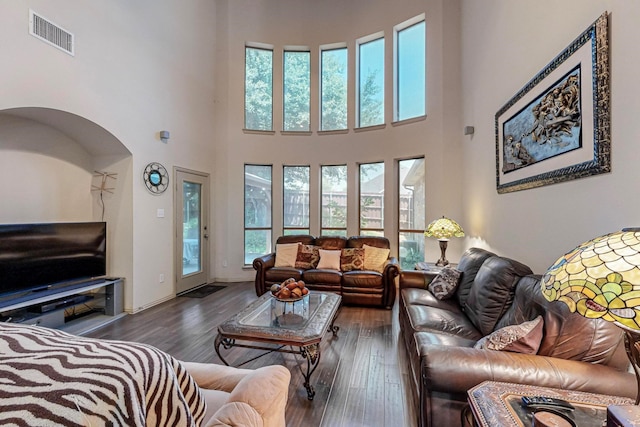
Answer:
[
  {"left": 464, "top": 256, "right": 533, "bottom": 336},
  {"left": 315, "top": 236, "right": 348, "bottom": 250},
  {"left": 496, "top": 274, "right": 630, "bottom": 370},
  {"left": 347, "top": 236, "right": 390, "bottom": 249},
  {"left": 276, "top": 234, "right": 315, "bottom": 245},
  {"left": 455, "top": 248, "right": 497, "bottom": 309}
]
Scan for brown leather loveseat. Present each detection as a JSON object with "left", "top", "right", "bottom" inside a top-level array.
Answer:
[
  {"left": 253, "top": 235, "right": 399, "bottom": 308},
  {"left": 399, "top": 247, "right": 636, "bottom": 427}
]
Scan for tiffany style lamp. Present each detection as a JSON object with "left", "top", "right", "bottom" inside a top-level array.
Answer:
[
  {"left": 541, "top": 228, "right": 640, "bottom": 404},
  {"left": 424, "top": 216, "right": 465, "bottom": 267}
]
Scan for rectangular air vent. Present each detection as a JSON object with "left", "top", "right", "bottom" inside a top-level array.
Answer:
[{"left": 29, "top": 10, "right": 75, "bottom": 56}]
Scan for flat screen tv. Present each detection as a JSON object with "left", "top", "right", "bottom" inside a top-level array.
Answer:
[{"left": 0, "top": 222, "right": 106, "bottom": 300}]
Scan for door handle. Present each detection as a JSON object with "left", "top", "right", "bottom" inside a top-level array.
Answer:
[{"left": 204, "top": 234, "right": 209, "bottom": 239}]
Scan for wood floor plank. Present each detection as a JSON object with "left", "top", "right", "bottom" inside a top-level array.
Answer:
[{"left": 86, "top": 282, "right": 417, "bottom": 427}]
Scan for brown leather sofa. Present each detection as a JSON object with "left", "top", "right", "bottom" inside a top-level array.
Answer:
[
  {"left": 399, "top": 247, "right": 636, "bottom": 427},
  {"left": 253, "top": 235, "right": 399, "bottom": 308}
]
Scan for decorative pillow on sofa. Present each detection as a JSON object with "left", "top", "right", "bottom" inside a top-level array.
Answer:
[
  {"left": 363, "top": 244, "right": 390, "bottom": 273},
  {"left": 317, "top": 249, "right": 342, "bottom": 270},
  {"left": 295, "top": 244, "right": 320, "bottom": 269},
  {"left": 427, "top": 267, "right": 462, "bottom": 300},
  {"left": 274, "top": 243, "right": 301, "bottom": 268},
  {"left": 340, "top": 248, "right": 365, "bottom": 271},
  {"left": 474, "top": 315, "right": 543, "bottom": 354}
]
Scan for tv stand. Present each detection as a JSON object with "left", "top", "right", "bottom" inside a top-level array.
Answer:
[{"left": 0, "top": 278, "right": 125, "bottom": 335}]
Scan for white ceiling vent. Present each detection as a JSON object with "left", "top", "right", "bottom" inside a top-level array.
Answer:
[{"left": 29, "top": 10, "right": 75, "bottom": 56}]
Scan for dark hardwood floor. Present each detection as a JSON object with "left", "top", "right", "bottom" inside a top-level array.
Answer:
[{"left": 86, "top": 282, "right": 417, "bottom": 427}]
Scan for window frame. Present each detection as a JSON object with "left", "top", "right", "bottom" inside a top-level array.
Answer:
[
  {"left": 393, "top": 14, "right": 426, "bottom": 123},
  {"left": 397, "top": 157, "right": 426, "bottom": 270},
  {"left": 319, "top": 43, "right": 349, "bottom": 132},
  {"left": 358, "top": 161, "right": 385, "bottom": 236},
  {"left": 320, "top": 164, "right": 348, "bottom": 236},
  {"left": 356, "top": 32, "right": 385, "bottom": 129},
  {"left": 244, "top": 43, "right": 274, "bottom": 132},
  {"left": 283, "top": 47, "right": 311, "bottom": 132},
  {"left": 244, "top": 164, "right": 273, "bottom": 265},
  {"left": 283, "top": 164, "right": 310, "bottom": 235}
]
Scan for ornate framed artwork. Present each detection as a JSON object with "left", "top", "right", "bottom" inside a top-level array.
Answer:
[{"left": 495, "top": 12, "right": 610, "bottom": 194}]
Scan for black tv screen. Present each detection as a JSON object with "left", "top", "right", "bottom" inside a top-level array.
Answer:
[{"left": 0, "top": 222, "right": 106, "bottom": 298}]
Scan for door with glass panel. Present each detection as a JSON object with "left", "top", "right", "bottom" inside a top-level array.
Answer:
[{"left": 175, "top": 169, "right": 210, "bottom": 294}]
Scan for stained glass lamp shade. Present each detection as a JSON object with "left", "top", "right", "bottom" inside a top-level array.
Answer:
[
  {"left": 541, "top": 228, "right": 640, "bottom": 403},
  {"left": 424, "top": 217, "right": 465, "bottom": 266}
]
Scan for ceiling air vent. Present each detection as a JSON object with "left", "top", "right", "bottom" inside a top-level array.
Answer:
[{"left": 29, "top": 10, "right": 75, "bottom": 56}]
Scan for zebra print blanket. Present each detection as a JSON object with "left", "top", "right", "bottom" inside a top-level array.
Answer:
[{"left": 0, "top": 323, "right": 206, "bottom": 426}]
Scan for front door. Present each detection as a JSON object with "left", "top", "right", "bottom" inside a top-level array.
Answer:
[{"left": 174, "top": 168, "right": 210, "bottom": 294}]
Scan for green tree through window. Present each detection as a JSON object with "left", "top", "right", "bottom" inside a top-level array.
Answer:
[
  {"left": 245, "top": 47, "right": 273, "bottom": 131},
  {"left": 284, "top": 51, "right": 310, "bottom": 131},
  {"left": 321, "top": 48, "right": 348, "bottom": 131}
]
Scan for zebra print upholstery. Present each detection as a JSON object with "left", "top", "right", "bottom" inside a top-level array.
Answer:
[{"left": 0, "top": 322, "right": 206, "bottom": 426}]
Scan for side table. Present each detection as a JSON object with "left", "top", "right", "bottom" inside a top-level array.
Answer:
[
  {"left": 415, "top": 262, "right": 457, "bottom": 272},
  {"left": 467, "top": 381, "right": 633, "bottom": 427}
]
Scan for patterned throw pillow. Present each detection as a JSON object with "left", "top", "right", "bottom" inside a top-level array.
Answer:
[
  {"left": 295, "top": 245, "right": 320, "bottom": 269},
  {"left": 474, "top": 316, "right": 544, "bottom": 354},
  {"left": 340, "top": 248, "right": 365, "bottom": 271},
  {"left": 427, "top": 267, "right": 462, "bottom": 300},
  {"left": 362, "top": 244, "right": 390, "bottom": 273}
]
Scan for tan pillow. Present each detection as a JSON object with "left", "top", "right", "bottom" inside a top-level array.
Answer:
[
  {"left": 317, "top": 249, "right": 341, "bottom": 270},
  {"left": 474, "top": 316, "right": 544, "bottom": 354},
  {"left": 274, "top": 243, "right": 300, "bottom": 268},
  {"left": 340, "top": 248, "right": 365, "bottom": 271},
  {"left": 428, "top": 267, "right": 462, "bottom": 300},
  {"left": 363, "top": 244, "right": 390, "bottom": 273},
  {"left": 295, "top": 244, "right": 320, "bottom": 269}
]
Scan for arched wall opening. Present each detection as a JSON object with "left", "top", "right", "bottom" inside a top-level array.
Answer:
[{"left": 0, "top": 107, "right": 134, "bottom": 312}]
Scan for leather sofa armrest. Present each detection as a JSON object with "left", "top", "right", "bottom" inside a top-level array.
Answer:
[
  {"left": 399, "top": 270, "right": 438, "bottom": 290},
  {"left": 419, "top": 344, "right": 637, "bottom": 399},
  {"left": 253, "top": 253, "right": 276, "bottom": 296},
  {"left": 381, "top": 257, "right": 400, "bottom": 308}
]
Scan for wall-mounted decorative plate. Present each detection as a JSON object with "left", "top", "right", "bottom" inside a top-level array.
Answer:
[{"left": 143, "top": 162, "right": 169, "bottom": 194}]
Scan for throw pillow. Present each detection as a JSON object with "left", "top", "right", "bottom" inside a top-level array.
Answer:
[
  {"left": 317, "top": 249, "right": 342, "bottom": 270},
  {"left": 340, "top": 248, "right": 365, "bottom": 271},
  {"left": 295, "top": 244, "right": 320, "bottom": 269},
  {"left": 427, "top": 267, "right": 462, "bottom": 300},
  {"left": 274, "top": 243, "right": 300, "bottom": 268},
  {"left": 474, "top": 316, "right": 544, "bottom": 354},
  {"left": 363, "top": 244, "right": 390, "bottom": 273}
]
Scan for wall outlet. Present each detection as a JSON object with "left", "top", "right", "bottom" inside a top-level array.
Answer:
[
  {"left": 223, "top": 260, "right": 228, "bottom": 267},
  {"left": 159, "top": 273, "right": 165, "bottom": 283}
]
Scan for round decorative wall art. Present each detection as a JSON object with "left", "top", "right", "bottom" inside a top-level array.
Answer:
[{"left": 143, "top": 162, "right": 169, "bottom": 194}]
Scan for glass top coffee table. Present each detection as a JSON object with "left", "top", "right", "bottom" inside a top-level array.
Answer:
[{"left": 215, "top": 291, "right": 341, "bottom": 400}]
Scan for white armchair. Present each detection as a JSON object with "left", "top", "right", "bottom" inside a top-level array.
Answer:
[{"left": 182, "top": 362, "right": 291, "bottom": 427}]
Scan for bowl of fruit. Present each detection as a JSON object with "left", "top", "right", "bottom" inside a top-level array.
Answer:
[{"left": 270, "top": 278, "right": 310, "bottom": 302}]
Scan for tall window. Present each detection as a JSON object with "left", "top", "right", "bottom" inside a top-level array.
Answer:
[
  {"left": 320, "top": 46, "right": 348, "bottom": 131},
  {"left": 245, "top": 46, "right": 273, "bottom": 131},
  {"left": 321, "top": 165, "right": 347, "bottom": 236},
  {"left": 398, "top": 158, "right": 425, "bottom": 269},
  {"left": 357, "top": 36, "right": 385, "bottom": 128},
  {"left": 283, "top": 165, "right": 310, "bottom": 235},
  {"left": 359, "top": 162, "right": 385, "bottom": 236},
  {"left": 395, "top": 17, "right": 425, "bottom": 121},
  {"left": 244, "top": 164, "right": 272, "bottom": 264},
  {"left": 283, "top": 50, "right": 311, "bottom": 131}
]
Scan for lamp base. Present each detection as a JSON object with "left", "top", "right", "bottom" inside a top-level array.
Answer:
[{"left": 435, "top": 240, "right": 449, "bottom": 267}]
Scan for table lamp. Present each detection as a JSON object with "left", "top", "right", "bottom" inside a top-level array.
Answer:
[
  {"left": 541, "top": 228, "right": 640, "bottom": 404},
  {"left": 424, "top": 216, "right": 465, "bottom": 266}
]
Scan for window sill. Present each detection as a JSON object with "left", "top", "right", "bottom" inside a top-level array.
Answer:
[
  {"left": 354, "top": 123, "right": 386, "bottom": 133},
  {"left": 391, "top": 115, "right": 426, "bottom": 127},
  {"left": 281, "top": 130, "right": 313, "bottom": 136},
  {"left": 243, "top": 129, "right": 276, "bottom": 135},
  {"left": 318, "top": 129, "right": 349, "bottom": 136}
]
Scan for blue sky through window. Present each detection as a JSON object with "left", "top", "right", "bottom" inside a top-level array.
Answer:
[{"left": 397, "top": 21, "right": 425, "bottom": 120}]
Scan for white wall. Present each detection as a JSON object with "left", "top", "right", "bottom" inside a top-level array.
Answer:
[
  {"left": 212, "top": 0, "right": 465, "bottom": 280},
  {"left": 460, "top": 1, "right": 640, "bottom": 272},
  {"left": 0, "top": 1, "right": 217, "bottom": 312}
]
